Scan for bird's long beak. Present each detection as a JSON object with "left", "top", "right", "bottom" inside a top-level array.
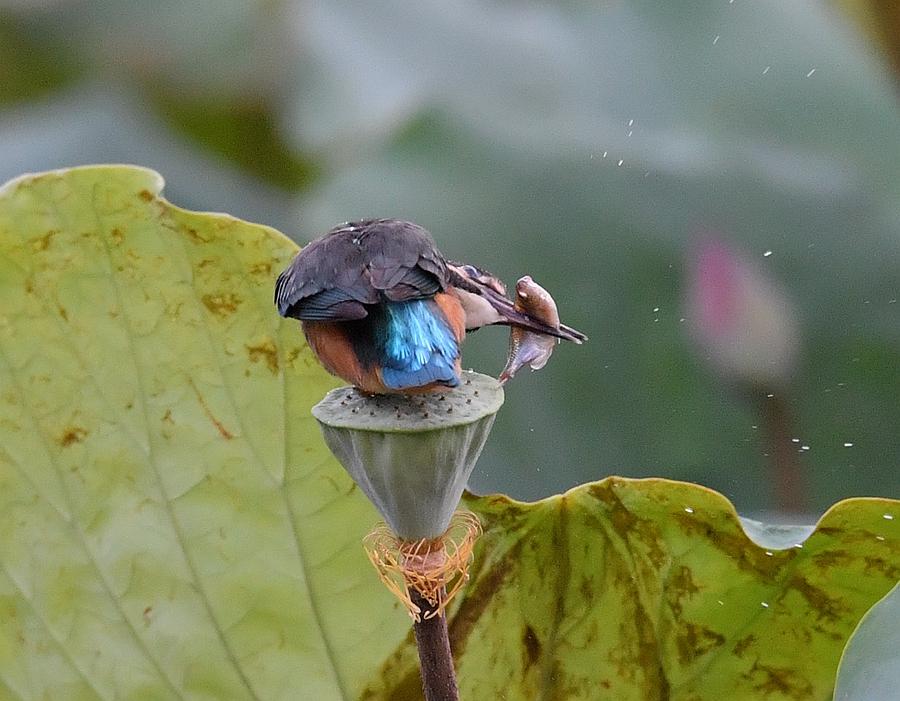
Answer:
[
  {"left": 475, "top": 283, "right": 587, "bottom": 343},
  {"left": 447, "top": 263, "right": 587, "bottom": 343}
]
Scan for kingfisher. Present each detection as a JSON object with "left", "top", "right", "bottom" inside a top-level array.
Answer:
[{"left": 274, "top": 219, "right": 585, "bottom": 394}]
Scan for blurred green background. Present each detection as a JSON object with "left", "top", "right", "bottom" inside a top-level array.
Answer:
[{"left": 2, "top": 0, "right": 897, "bottom": 519}]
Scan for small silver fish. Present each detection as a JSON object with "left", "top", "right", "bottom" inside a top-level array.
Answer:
[{"left": 499, "top": 276, "right": 560, "bottom": 384}]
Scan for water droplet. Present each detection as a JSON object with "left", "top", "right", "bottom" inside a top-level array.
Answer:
[
  {"left": 791, "top": 438, "right": 800, "bottom": 443},
  {"left": 628, "top": 118, "right": 634, "bottom": 127},
  {"left": 763, "top": 250, "right": 773, "bottom": 257},
  {"left": 806, "top": 68, "right": 816, "bottom": 78},
  {"left": 617, "top": 159, "right": 624, "bottom": 166},
  {"left": 684, "top": 507, "right": 694, "bottom": 514},
  {"left": 883, "top": 514, "right": 894, "bottom": 521},
  {"left": 766, "top": 393, "right": 774, "bottom": 398},
  {"left": 602, "top": 151, "right": 608, "bottom": 158},
  {"left": 653, "top": 307, "right": 660, "bottom": 313},
  {"left": 793, "top": 543, "right": 803, "bottom": 549},
  {"left": 761, "top": 601, "right": 769, "bottom": 608},
  {"left": 717, "top": 600, "right": 725, "bottom": 606},
  {"left": 713, "top": 35, "right": 720, "bottom": 45},
  {"left": 876, "top": 535, "right": 885, "bottom": 541},
  {"left": 843, "top": 442, "right": 853, "bottom": 448},
  {"left": 627, "top": 130, "right": 633, "bottom": 137},
  {"left": 765, "top": 551, "right": 773, "bottom": 557},
  {"left": 762, "top": 65, "right": 770, "bottom": 75},
  {"left": 801, "top": 445, "right": 810, "bottom": 451}
]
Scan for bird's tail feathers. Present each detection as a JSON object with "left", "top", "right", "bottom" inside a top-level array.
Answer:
[{"left": 380, "top": 356, "right": 460, "bottom": 391}]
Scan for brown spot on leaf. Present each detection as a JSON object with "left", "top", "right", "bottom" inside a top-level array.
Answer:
[
  {"left": 863, "top": 555, "right": 899, "bottom": 579},
  {"left": 676, "top": 622, "right": 725, "bottom": 665},
  {"left": 522, "top": 624, "right": 541, "bottom": 670},
  {"left": 185, "top": 228, "right": 212, "bottom": 244},
  {"left": 202, "top": 293, "right": 241, "bottom": 317},
  {"left": 110, "top": 228, "right": 124, "bottom": 245},
  {"left": 143, "top": 606, "right": 153, "bottom": 625},
  {"left": 32, "top": 229, "right": 58, "bottom": 251},
  {"left": 57, "top": 306, "right": 68, "bottom": 322},
  {"left": 286, "top": 347, "right": 303, "bottom": 365},
  {"left": 246, "top": 338, "right": 279, "bottom": 374},
  {"left": 250, "top": 260, "right": 273, "bottom": 276},
  {"left": 673, "top": 511, "right": 788, "bottom": 579},
  {"left": 733, "top": 633, "right": 756, "bottom": 657},
  {"left": 587, "top": 482, "right": 667, "bottom": 569},
  {"left": 138, "top": 189, "right": 154, "bottom": 202},
  {"left": 579, "top": 576, "right": 594, "bottom": 602},
  {"left": 58, "top": 426, "right": 87, "bottom": 447},
  {"left": 188, "top": 379, "right": 234, "bottom": 440},
  {"left": 788, "top": 575, "right": 847, "bottom": 623},
  {"left": 812, "top": 550, "right": 853, "bottom": 570},
  {"left": 668, "top": 566, "right": 700, "bottom": 617},
  {"left": 744, "top": 660, "right": 813, "bottom": 698}
]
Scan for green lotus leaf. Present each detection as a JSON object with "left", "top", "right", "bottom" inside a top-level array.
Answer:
[{"left": 0, "top": 166, "right": 896, "bottom": 700}]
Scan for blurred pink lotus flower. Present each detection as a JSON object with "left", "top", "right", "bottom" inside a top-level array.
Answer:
[{"left": 685, "top": 237, "right": 799, "bottom": 388}]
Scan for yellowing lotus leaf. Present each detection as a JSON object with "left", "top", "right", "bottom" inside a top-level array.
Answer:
[{"left": 0, "top": 166, "right": 896, "bottom": 701}]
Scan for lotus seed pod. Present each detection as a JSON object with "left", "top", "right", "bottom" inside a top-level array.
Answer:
[{"left": 312, "top": 371, "right": 504, "bottom": 540}]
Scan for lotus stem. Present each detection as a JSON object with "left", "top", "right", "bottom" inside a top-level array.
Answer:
[
  {"left": 410, "top": 587, "right": 459, "bottom": 701},
  {"left": 759, "top": 392, "right": 804, "bottom": 514}
]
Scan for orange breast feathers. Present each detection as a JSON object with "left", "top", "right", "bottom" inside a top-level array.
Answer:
[
  {"left": 433, "top": 291, "right": 465, "bottom": 382},
  {"left": 433, "top": 291, "right": 466, "bottom": 343}
]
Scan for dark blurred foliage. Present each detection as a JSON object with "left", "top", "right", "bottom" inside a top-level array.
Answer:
[
  {"left": 1, "top": 0, "right": 898, "bottom": 518},
  {"left": 838, "top": 0, "right": 900, "bottom": 81}
]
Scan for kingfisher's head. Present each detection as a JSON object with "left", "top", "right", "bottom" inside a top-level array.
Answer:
[{"left": 448, "top": 262, "right": 507, "bottom": 296}]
